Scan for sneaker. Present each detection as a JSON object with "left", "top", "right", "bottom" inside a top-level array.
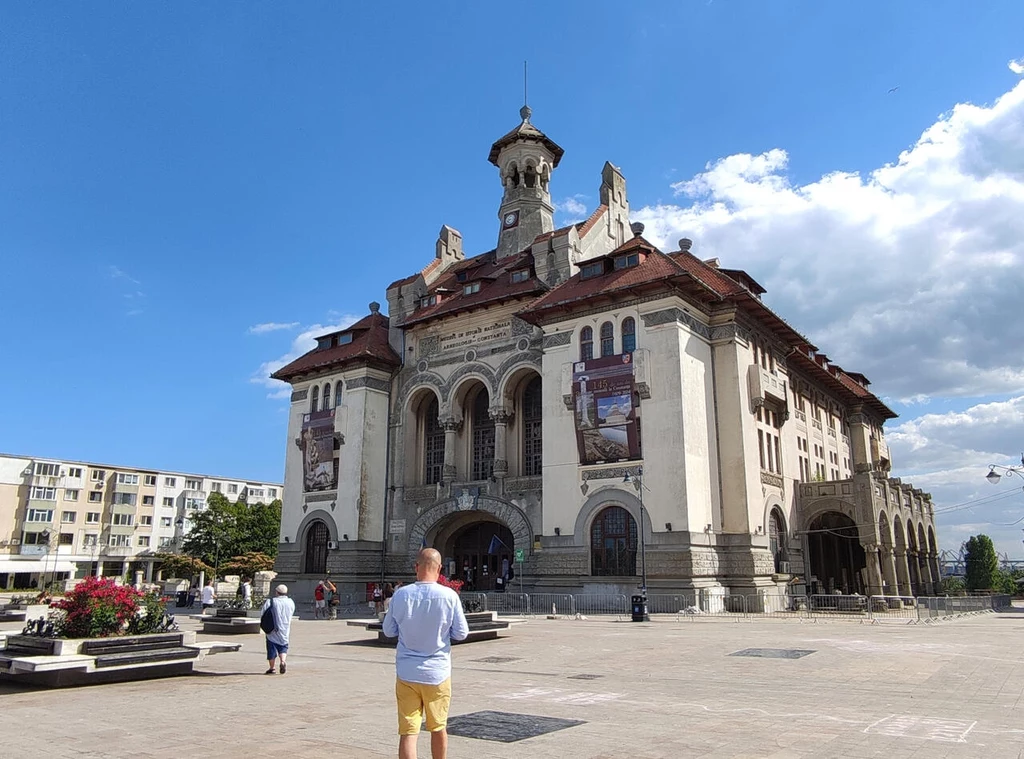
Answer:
[
  {"left": 265, "top": 668, "right": 275, "bottom": 675},
  {"left": 280, "top": 663, "right": 287, "bottom": 674}
]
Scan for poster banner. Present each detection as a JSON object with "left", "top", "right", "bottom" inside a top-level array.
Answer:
[
  {"left": 301, "top": 409, "right": 337, "bottom": 492},
  {"left": 572, "top": 353, "right": 640, "bottom": 463}
]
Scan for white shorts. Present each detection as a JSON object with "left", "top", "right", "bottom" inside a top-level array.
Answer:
[{"left": 315, "top": 599, "right": 326, "bottom": 608}]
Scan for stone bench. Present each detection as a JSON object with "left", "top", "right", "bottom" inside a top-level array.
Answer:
[
  {"left": 0, "top": 630, "right": 242, "bottom": 687},
  {"left": 347, "top": 611, "right": 521, "bottom": 645},
  {"left": 0, "top": 610, "right": 27, "bottom": 623},
  {"left": 200, "top": 608, "right": 263, "bottom": 635}
]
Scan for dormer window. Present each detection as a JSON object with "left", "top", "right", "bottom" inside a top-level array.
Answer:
[
  {"left": 580, "top": 261, "right": 604, "bottom": 279},
  {"left": 316, "top": 337, "right": 332, "bottom": 350},
  {"left": 456, "top": 271, "right": 468, "bottom": 283},
  {"left": 337, "top": 333, "right": 353, "bottom": 345},
  {"left": 420, "top": 294, "right": 439, "bottom": 309},
  {"left": 463, "top": 282, "right": 481, "bottom": 295},
  {"left": 510, "top": 269, "right": 530, "bottom": 283},
  {"left": 613, "top": 253, "right": 640, "bottom": 270}
]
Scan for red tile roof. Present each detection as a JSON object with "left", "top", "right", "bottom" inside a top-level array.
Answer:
[
  {"left": 575, "top": 205, "right": 608, "bottom": 237},
  {"left": 399, "top": 249, "right": 546, "bottom": 328},
  {"left": 388, "top": 258, "right": 441, "bottom": 291},
  {"left": 271, "top": 312, "right": 400, "bottom": 382}
]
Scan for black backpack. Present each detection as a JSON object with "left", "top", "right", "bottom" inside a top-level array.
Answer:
[{"left": 260, "top": 600, "right": 276, "bottom": 634}]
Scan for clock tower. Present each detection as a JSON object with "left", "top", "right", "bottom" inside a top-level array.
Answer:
[{"left": 489, "top": 105, "right": 564, "bottom": 259}]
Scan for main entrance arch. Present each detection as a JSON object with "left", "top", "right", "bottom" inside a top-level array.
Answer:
[{"left": 806, "top": 511, "right": 866, "bottom": 595}]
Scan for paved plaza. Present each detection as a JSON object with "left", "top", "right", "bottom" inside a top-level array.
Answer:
[{"left": 3, "top": 606, "right": 1024, "bottom": 758}]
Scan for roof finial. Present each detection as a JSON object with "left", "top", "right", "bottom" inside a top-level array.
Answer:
[{"left": 520, "top": 60, "right": 531, "bottom": 122}]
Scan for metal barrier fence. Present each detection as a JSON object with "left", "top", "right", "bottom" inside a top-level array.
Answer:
[
  {"left": 573, "top": 593, "right": 628, "bottom": 617},
  {"left": 529, "top": 593, "right": 575, "bottom": 616}
]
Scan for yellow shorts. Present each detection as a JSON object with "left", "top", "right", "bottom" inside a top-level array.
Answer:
[{"left": 396, "top": 677, "right": 452, "bottom": 735}]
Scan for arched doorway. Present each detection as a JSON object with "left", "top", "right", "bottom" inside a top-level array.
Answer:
[
  {"left": 806, "top": 511, "right": 865, "bottom": 594},
  {"left": 768, "top": 508, "right": 788, "bottom": 573},
  {"left": 446, "top": 521, "right": 514, "bottom": 592},
  {"left": 304, "top": 519, "right": 329, "bottom": 575},
  {"left": 590, "top": 505, "right": 638, "bottom": 576}
]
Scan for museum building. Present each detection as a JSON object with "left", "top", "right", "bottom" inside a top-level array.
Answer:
[{"left": 271, "top": 106, "right": 940, "bottom": 602}]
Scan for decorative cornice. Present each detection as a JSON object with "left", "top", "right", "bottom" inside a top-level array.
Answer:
[
  {"left": 642, "top": 308, "right": 713, "bottom": 340},
  {"left": 760, "top": 471, "right": 784, "bottom": 489},
  {"left": 511, "top": 317, "right": 535, "bottom": 336},
  {"left": 346, "top": 376, "right": 391, "bottom": 393},
  {"left": 542, "top": 332, "right": 572, "bottom": 348},
  {"left": 581, "top": 464, "right": 642, "bottom": 482},
  {"left": 291, "top": 388, "right": 309, "bottom": 402},
  {"left": 305, "top": 492, "right": 335, "bottom": 503}
]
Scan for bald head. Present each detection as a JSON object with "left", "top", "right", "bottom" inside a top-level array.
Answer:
[{"left": 416, "top": 548, "right": 442, "bottom": 582}]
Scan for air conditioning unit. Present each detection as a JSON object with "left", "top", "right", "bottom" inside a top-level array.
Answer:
[
  {"left": 327, "top": 541, "right": 338, "bottom": 550},
  {"left": 10, "top": 539, "right": 21, "bottom": 546},
  {"left": 94, "top": 483, "right": 103, "bottom": 490},
  {"left": 778, "top": 561, "right": 791, "bottom": 574}
]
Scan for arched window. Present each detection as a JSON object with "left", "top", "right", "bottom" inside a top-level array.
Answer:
[
  {"left": 621, "top": 317, "right": 636, "bottom": 354},
  {"left": 522, "top": 377, "right": 542, "bottom": 476},
  {"left": 769, "top": 509, "right": 787, "bottom": 573},
  {"left": 335, "top": 380, "right": 344, "bottom": 409},
  {"left": 423, "top": 396, "right": 445, "bottom": 485},
  {"left": 322, "top": 383, "right": 332, "bottom": 410},
  {"left": 310, "top": 385, "right": 319, "bottom": 413},
  {"left": 600, "top": 321, "right": 614, "bottom": 357},
  {"left": 580, "top": 327, "right": 594, "bottom": 362},
  {"left": 591, "top": 505, "right": 638, "bottom": 576},
  {"left": 304, "top": 519, "right": 329, "bottom": 574},
  {"left": 471, "top": 389, "right": 495, "bottom": 481}
]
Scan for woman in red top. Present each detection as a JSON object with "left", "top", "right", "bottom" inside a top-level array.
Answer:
[{"left": 314, "top": 581, "right": 326, "bottom": 619}]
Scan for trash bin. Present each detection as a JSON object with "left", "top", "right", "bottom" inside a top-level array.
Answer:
[
  {"left": 176, "top": 591, "right": 188, "bottom": 608},
  {"left": 631, "top": 594, "right": 648, "bottom": 622}
]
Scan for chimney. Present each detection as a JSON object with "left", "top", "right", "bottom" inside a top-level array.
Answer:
[
  {"left": 678, "top": 238, "right": 692, "bottom": 252},
  {"left": 630, "top": 222, "right": 645, "bottom": 238}
]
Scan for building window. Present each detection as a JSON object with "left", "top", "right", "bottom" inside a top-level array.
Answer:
[
  {"left": 335, "top": 381, "right": 343, "bottom": 409},
  {"left": 304, "top": 519, "right": 329, "bottom": 575},
  {"left": 522, "top": 376, "right": 543, "bottom": 477},
  {"left": 35, "top": 462, "right": 60, "bottom": 477},
  {"left": 26, "top": 509, "right": 53, "bottom": 523},
  {"left": 613, "top": 253, "right": 639, "bottom": 269},
  {"left": 580, "top": 261, "right": 603, "bottom": 279},
  {"left": 185, "top": 479, "right": 202, "bottom": 490},
  {"left": 600, "top": 321, "right": 614, "bottom": 357},
  {"left": 249, "top": 488, "right": 265, "bottom": 498},
  {"left": 758, "top": 430, "right": 766, "bottom": 470},
  {"left": 769, "top": 510, "right": 787, "bottom": 573},
  {"left": 22, "top": 531, "right": 48, "bottom": 545},
  {"left": 162, "top": 497, "right": 174, "bottom": 507},
  {"left": 210, "top": 482, "right": 221, "bottom": 493},
  {"left": 88, "top": 491, "right": 103, "bottom": 503},
  {"left": 144, "top": 474, "right": 157, "bottom": 486},
  {"left": 85, "top": 512, "right": 100, "bottom": 524},
  {"left": 228, "top": 483, "right": 238, "bottom": 494},
  {"left": 621, "top": 317, "right": 636, "bottom": 353},
  {"left": 161, "top": 517, "right": 173, "bottom": 527},
  {"left": 61, "top": 511, "right": 76, "bottom": 523},
  {"left": 323, "top": 382, "right": 332, "bottom": 410},
  {"left": 113, "top": 492, "right": 136, "bottom": 506},
  {"left": 110, "top": 534, "right": 131, "bottom": 548},
  {"left": 268, "top": 488, "right": 277, "bottom": 498},
  {"left": 590, "top": 505, "right": 638, "bottom": 576},
  {"left": 310, "top": 385, "right": 319, "bottom": 413},
  {"left": 116, "top": 473, "right": 139, "bottom": 485},
  {"left": 112, "top": 513, "right": 134, "bottom": 526},
  {"left": 64, "top": 489, "right": 79, "bottom": 501},
  {"left": 580, "top": 327, "right": 594, "bottom": 361},
  {"left": 140, "top": 515, "right": 153, "bottom": 526},
  {"left": 30, "top": 487, "right": 57, "bottom": 501},
  {"left": 185, "top": 497, "right": 204, "bottom": 510},
  {"left": 91, "top": 470, "right": 106, "bottom": 482},
  {"left": 471, "top": 389, "right": 495, "bottom": 481},
  {"left": 164, "top": 477, "right": 176, "bottom": 487},
  {"left": 59, "top": 533, "right": 74, "bottom": 546},
  {"left": 424, "top": 396, "right": 445, "bottom": 485},
  {"left": 138, "top": 536, "right": 150, "bottom": 548},
  {"left": 463, "top": 282, "right": 481, "bottom": 295},
  {"left": 67, "top": 467, "right": 82, "bottom": 478},
  {"left": 510, "top": 269, "right": 530, "bottom": 283}
]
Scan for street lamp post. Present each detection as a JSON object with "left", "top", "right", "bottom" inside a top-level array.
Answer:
[
  {"left": 622, "top": 467, "right": 648, "bottom": 620},
  {"left": 39, "top": 529, "right": 51, "bottom": 591},
  {"left": 985, "top": 453, "right": 1024, "bottom": 485}
]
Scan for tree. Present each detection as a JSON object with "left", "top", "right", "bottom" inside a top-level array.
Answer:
[
  {"left": 179, "top": 496, "right": 282, "bottom": 577},
  {"left": 220, "top": 552, "right": 276, "bottom": 578},
  {"left": 964, "top": 534, "right": 999, "bottom": 591},
  {"left": 155, "top": 553, "right": 211, "bottom": 580}
]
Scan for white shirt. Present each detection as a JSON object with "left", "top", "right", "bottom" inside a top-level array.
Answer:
[
  {"left": 201, "top": 586, "right": 215, "bottom": 605},
  {"left": 261, "top": 596, "right": 297, "bottom": 646}
]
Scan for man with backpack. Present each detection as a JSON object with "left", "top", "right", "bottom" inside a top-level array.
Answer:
[{"left": 260, "top": 584, "right": 296, "bottom": 675}]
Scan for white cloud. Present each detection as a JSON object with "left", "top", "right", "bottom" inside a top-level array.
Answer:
[
  {"left": 555, "top": 195, "right": 588, "bottom": 223},
  {"left": 108, "top": 265, "right": 141, "bottom": 286},
  {"left": 1010, "top": 58, "right": 1024, "bottom": 75},
  {"left": 634, "top": 79, "right": 1024, "bottom": 402},
  {"left": 248, "top": 322, "right": 300, "bottom": 335},
  {"left": 251, "top": 315, "right": 363, "bottom": 399}
]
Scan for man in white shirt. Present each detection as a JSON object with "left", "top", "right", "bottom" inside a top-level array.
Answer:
[
  {"left": 383, "top": 548, "right": 469, "bottom": 759},
  {"left": 240, "top": 577, "right": 253, "bottom": 609},
  {"left": 200, "top": 580, "right": 216, "bottom": 610},
  {"left": 261, "top": 584, "right": 296, "bottom": 675}
]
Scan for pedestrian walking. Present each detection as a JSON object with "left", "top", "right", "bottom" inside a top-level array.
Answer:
[
  {"left": 382, "top": 548, "right": 469, "bottom": 759},
  {"left": 324, "top": 576, "right": 338, "bottom": 620},
  {"left": 314, "top": 580, "right": 327, "bottom": 619},
  {"left": 261, "top": 584, "right": 296, "bottom": 675},
  {"left": 200, "top": 580, "right": 216, "bottom": 611},
  {"left": 239, "top": 577, "right": 253, "bottom": 609}
]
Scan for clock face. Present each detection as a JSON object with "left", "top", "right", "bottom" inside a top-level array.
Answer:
[{"left": 503, "top": 211, "right": 519, "bottom": 229}]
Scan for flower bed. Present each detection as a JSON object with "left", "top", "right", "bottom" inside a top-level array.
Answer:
[{"left": 48, "top": 576, "right": 172, "bottom": 639}]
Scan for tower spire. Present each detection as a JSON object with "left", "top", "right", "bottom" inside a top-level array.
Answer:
[{"left": 520, "top": 60, "right": 531, "bottom": 122}]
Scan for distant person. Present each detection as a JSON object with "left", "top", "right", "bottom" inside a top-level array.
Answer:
[
  {"left": 324, "top": 576, "right": 338, "bottom": 620},
  {"left": 373, "top": 583, "right": 384, "bottom": 615},
  {"left": 239, "top": 577, "right": 253, "bottom": 609},
  {"left": 314, "top": 580, "right": 327, "bottom": 619},
  {"left": 383, "top": 582, "right": 395, "bottom": 612},
  {"left": 261, "top": 584, "right": 296, "bottom": 675},
  {"left": 383, "top": 548, "right": 469, "bottom": 759},
  {"left": 201, "top": 580, "right": 216, "bottom": 610}
]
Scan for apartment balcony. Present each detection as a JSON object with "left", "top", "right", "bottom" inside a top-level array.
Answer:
[
  {"left": 32, "top": 474, "right": 62, "bottom": 489},
  {"left": 748, "top": 364, "right": 788, "bottom": 407},
  {"left": 18, "top": 544, "right": 47, "bottom": 556},
  {"left": 101, "top": 546, "right": 134, "bottom": 557}
]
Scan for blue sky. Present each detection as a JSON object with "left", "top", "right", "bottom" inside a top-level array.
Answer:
[{"left": 2, "top": 3, "right": 1024, "bottom": 554}]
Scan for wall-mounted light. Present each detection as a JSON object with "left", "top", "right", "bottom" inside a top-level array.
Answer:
[
  {"left": 755, "top": 525, "right": 764, "bottom": 535},
  {"left": 704, "top": 524, "right": 712, "bottom": 533},
  {"left": 343, "top": 533, "right": 349, "bottom": 541},
  {"left": 284, "top": 536, "right": 290, "bottom": 543},
  {"left": 665, "top": 522, "right": 672, "bottom": 532},
  {"left": 554, "top": 527, "right": 561, "bottom": 536}
]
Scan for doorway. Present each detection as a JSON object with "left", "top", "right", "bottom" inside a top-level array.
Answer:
[{"left": 448, "top": 521, "right": 514, "bottom": 592}]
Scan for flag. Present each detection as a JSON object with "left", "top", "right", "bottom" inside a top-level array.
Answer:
[
  {"left": 487, "top": 535, "right": 502, "bottom": 555},
  {"left": 421, "top": 535, "right": 428, "bottom": 548}
]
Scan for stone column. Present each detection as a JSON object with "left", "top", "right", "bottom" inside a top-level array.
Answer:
[
  {"left": 490, "top": 408, "right": 512, "bottom": 480},
  {"left": 894, "top": 549, "right": 912, "bottom": 597},
  {"left": 441, "top": 417, "right": 459, "bottom": 484},
  {"left": 881, "top": 548, "right": 898, "bottom": 596},
  {"left": 907, "top": 550, "right": 920, "bottom": 595},
  {"left": 863, "top": 543, "right": 884, "bottom": 596},
  {"left": 921, "top": 552, "right": 935, "bottom": 595},
  {"left": 930, "top": 553, "right": 941, "bottom": 592}
]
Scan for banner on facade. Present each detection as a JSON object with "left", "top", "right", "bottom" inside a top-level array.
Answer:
[
  {"left": 301, "top": 409, "right": 337, "bottom": 492},
  {"left": 571, "top": 353, "right": 640, "bottom": 464}
]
